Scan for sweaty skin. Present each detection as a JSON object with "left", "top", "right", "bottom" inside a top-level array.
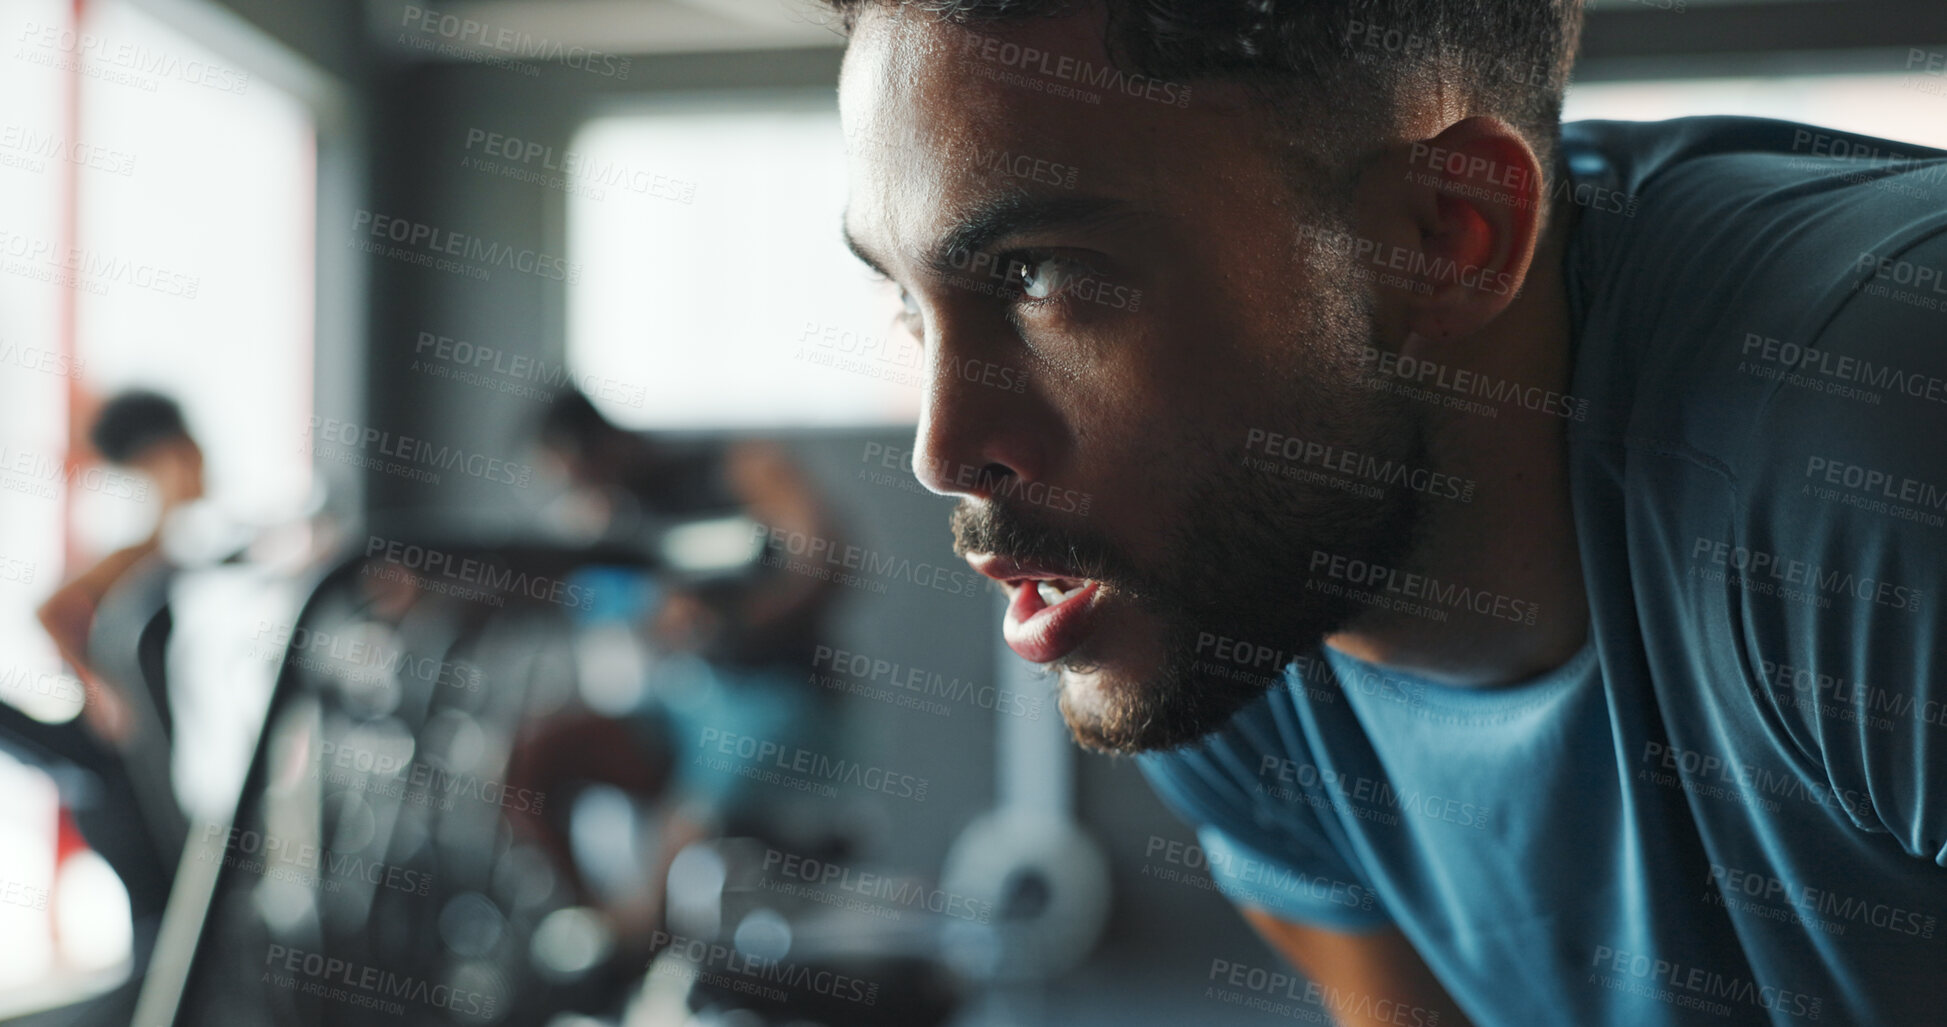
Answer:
[{"left": 839, "top": 3, "right": 1588, "bottom": 755}]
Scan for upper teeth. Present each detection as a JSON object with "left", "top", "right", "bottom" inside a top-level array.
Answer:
[{"left": 1038, "top": 581, "right": 1076, "bottom": 605}]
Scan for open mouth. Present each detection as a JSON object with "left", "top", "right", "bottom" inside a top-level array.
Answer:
[
  {"left": 1017, "top": 576, "right": 1095, "bottom": 614},
  {"left": 967, "top": 555, "right": 1106, "bottom": 664}
]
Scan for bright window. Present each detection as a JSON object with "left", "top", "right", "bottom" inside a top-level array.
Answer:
[
  {"left": 74, "top": 0, "right": 316, "bottom": 549},
  {"left": 0, "top": 0, "right": 72, "bottom": 731},
  {"left": 567, "top": 98, "right": 919, "bottom": 430},
  {"left": 0, "top": 0, "right": 314, "bottom": 1010}
]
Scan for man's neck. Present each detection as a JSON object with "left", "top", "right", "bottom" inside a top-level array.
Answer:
[{"left": 1326, "top": 192, "right": 1590, "bottom": 687}]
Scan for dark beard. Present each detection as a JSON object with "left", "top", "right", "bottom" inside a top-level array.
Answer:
[
  {"left": 951, "top": 415, "right": 1427, "bottom": 755},
  {"left": 948, "top": 209, "right": 1432, "bottom": 753}
]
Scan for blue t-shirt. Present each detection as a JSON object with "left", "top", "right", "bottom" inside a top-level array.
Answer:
[{"left": 1139, "top": 117, "right": 1947, "bottom": 1026}]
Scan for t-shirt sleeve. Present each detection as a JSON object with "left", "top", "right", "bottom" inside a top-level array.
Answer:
[
  {"left": 1137, "top": 724, "right": 1392, "bottom": 931},
  {"left": 1739, "top": 227, "right": 1947, "bottom": 865}
]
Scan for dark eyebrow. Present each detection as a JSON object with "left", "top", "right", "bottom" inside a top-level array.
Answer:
[{"left": 842, "top": 192, "right": 1141, "bottom": 283}]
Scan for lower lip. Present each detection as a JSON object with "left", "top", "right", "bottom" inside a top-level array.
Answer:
[{"left": 1002, "top": 580, "right": 1103, "bottom": 663}]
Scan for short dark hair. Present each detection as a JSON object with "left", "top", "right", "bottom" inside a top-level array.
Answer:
[
  {"left": 824, "top": 0, "right": 1583, "bottom": 187},
  {"left": 90, "top": 389, "right": 191, "bottom": 464}
]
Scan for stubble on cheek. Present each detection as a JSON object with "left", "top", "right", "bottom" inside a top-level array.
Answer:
[{"left": 1047, "top": 609, "right": 1169, "bottom": 749}]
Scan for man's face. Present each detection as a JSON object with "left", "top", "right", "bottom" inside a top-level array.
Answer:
[{"left": 839, "top": 4, "right": 1424, "bottom": 752}]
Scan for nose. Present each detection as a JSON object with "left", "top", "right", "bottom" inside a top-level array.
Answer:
[{"left": 910, "top": 338, "right": 1049, "bottom": 501}]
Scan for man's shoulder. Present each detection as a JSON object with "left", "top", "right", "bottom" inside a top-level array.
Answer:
[
  {"left": 1560, "top": 168, "right": 1947, "bottom": 850},
  {"left": 1560, "top": 115, "right": 1947, "bottom": 206},
  {"left": 1727, "top": 228, "right": 1947, "bottom": 628},
  {"left": 1562, "top": 117, "right": 1947, "bottom": 461},
  {"left": 1561, "top": 115, "right": 1947, "bottom": 306}
]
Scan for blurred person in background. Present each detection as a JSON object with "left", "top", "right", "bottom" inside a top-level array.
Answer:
[
  {"left": 534, "top": 390, "right": 840, "bottom": 669},
  {"left": 510, "top": 392, "right": 848, "bottom": 950},
  {"left": 28, "top": 389, "right": 203, "bottom": 962},
  {"left": 37, "top": 390, "right": 203, "bottom": 744}
]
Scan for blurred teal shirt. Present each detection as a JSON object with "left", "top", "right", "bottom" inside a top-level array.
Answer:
[{"left": 1139, "top": 117, "right": 1947, "bottom": 1026}]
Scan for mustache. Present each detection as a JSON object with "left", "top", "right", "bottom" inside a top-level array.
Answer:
[{"left": 949, "top": 499, "right": 1128, "bottom": 590}]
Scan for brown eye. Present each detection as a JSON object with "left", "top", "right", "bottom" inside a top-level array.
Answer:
[{"left": 1011, "top": 255, "right": 1069, "bottom": 300}]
